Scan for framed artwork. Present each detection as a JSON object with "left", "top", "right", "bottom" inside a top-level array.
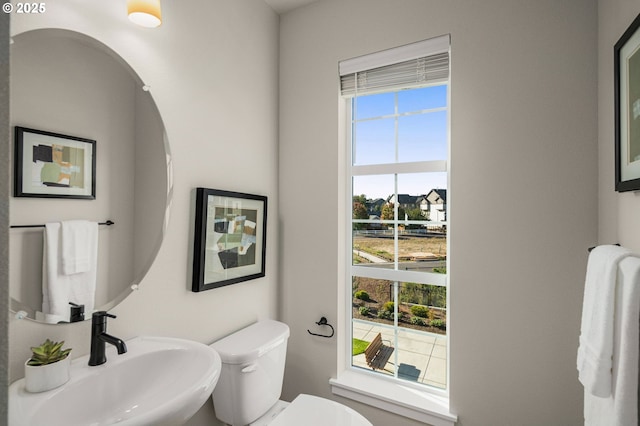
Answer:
[
  {"left": 192, "top": 187, "right": 267, "bottom": 292},
  {"left": 615, "top": 12, "right": 640, "bottom": 192},
  {"left": 14, "top": 126, "right": 96, "bottom": 199}
]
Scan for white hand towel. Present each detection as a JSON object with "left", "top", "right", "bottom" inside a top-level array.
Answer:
[
  {"left": 585, "top": 256, "right": 640, "bottom": 425},
  {"left": 34, "top": 311, "right": 66, "bottom": 324},
  {"left": 42, "top": 222, "right": 98, "bottom": 323},
  {"left": 577, "top": 244, "right": 632, "bottom": 397},
  {"left": 61, "top": 220, "right": 98, "bottom": 275}
]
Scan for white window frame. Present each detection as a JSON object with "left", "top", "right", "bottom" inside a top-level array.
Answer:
[{"left": 331, "top": 35, "right": 456, "bottom": 426}]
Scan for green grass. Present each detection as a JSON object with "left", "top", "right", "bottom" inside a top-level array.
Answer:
[{"left": 352, "top": 338, "right": 369, "bottom": 356}]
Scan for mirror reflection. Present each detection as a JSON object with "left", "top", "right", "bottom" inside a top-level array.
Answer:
[{"left": 9, "top": 29, "right": 171, "bottom": 323}]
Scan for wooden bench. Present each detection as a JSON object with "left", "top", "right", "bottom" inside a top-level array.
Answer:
[{"left": 364, "top": 332, "right": 394, "bottom": 371}]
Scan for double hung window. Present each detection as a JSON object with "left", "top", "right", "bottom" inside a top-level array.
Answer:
[{"left": 340, "top": 35, "right": 450, "bottom": 392}]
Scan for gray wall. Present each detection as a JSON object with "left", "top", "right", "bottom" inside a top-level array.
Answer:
[
  {"left": 279, "top": 1, "right": 597, "bottom": 425},
  {"left": 133, "top": 85, "right": 168, "bottom": 283},
  {"left": 1, "top": 9, "right": 9, "bottom": 426},
  {"left": 597, "top": 0, "right": 640, "bottom": 251}
]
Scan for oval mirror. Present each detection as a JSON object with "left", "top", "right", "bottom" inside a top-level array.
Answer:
[{"left": 9, "top": 29, "right": 172, "bottom": 324}]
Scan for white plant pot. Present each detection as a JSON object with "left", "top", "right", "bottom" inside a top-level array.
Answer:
[{"left": 24, "top": 357, "right": 70, "bottom": 393}]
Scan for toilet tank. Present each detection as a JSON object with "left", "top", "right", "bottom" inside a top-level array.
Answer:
[{"left": 210, "top": 320, "right": 290, "bottom": 426}]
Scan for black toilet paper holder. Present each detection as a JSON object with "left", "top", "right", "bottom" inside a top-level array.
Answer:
[{"left": 307, "top": 317, "right": 334, "bottom": 338}]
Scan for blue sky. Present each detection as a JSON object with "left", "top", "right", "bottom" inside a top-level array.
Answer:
[{"left": 352, "top": 85, "right": 448, "bottom": 200}]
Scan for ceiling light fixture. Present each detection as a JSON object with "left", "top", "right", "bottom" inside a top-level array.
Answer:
[{"left": 127, "top": 0, "right": 162, "bottom": 28}]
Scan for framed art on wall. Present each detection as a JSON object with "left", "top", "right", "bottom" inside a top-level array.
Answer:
[
  {"left": 14, "top": 126, "right": 96, "bottom": 199},
  {"left": 615, "top": 12, "right": 640, "bottom": 192},
  {"left": 192, "top": 187, "right": 267, "bottom": 292}
]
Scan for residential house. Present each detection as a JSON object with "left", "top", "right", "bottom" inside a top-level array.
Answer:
[
  {"left": 386, "top": 190, "right": 447, "bottom": 222},
  {"left": 425, "top": 189, "right": 447, "bottom": 222}
]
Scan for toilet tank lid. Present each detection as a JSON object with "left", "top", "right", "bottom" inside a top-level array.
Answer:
[{"left": 210, "top": 319, "right": 290, "bottom": 365}]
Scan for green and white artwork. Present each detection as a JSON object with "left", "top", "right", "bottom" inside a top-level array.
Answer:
[{"left": 192, "top": 188, "right": 267, "bottom": 291}]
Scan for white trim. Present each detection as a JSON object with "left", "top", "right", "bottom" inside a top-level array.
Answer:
[
  {"left": 351, "top": 265, "right": 447, "bottom": 286},
  {"left": 352, "top": 160, "right": 447, "bottom": 176},
  {"left": 354, "top": 106, "right": 448, "bottom": 122},
  {"left": 339, "top": 34, "right": 451, "bottom": 76},
  {"left": 330, "top": 370, "right": 457, "bottom": 426},
  {"left": 445, "top": 50, "right": 452, "bottom": 396}
]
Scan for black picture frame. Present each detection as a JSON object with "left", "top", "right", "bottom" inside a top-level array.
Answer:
[
  {"left": 615, "top": 12, "right": 640, "bottom": 192},
  {"left": 14, "top": 126, "right": 96, "bottom": 199},
  {"left": 192, "top": 187, "right": 267, "bottom": 292}
]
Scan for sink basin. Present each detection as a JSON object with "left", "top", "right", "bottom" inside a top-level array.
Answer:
[{"left": 9, "top": 336, "right": 222, "bottom": 426}]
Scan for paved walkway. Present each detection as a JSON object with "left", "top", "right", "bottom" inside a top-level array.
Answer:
[
  {"left": 353, "top": 249, "right": 388, "bottom": 263},
  {"left": 351, "top": 319, "right": 447, "bottom": 389}
]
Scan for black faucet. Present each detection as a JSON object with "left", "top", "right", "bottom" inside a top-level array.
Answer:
[{"left": 88, "top": 311, "right": 127, "bottom": 366}]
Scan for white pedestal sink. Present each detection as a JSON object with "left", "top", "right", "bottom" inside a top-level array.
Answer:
[{"left": 9, "top": 336, "right": 222, "bottom": 426}]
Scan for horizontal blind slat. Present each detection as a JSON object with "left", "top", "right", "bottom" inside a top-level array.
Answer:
[{"left": 341, "top": 52, "right": 449, "bottom": 96}]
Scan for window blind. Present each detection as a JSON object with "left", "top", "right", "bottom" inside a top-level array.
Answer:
[{"left": 339, "top": 34, "right": 450, "bottom": 96}]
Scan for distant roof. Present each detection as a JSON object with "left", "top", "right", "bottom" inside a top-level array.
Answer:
[
  {"left": 426, "top": 189, "right": 447, "bottom": 202},
  {"left": 388, "top": 194, "right": 425, "bottom": 204},
  {"left": 387, "top": 191, "right": 449, "bottom": 204}
]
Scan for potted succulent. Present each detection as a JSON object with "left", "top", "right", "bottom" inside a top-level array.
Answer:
[{"left": 24, "top": 339, "right": 72, "bottom": 393}]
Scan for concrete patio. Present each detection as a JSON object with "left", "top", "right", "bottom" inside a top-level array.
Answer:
[{"left": 351, "top": 319, "right": 447, "bottom": 389}]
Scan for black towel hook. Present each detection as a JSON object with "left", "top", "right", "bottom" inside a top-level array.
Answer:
[{"left": 307, "top": 317, "right": 334, "bottom": 338}]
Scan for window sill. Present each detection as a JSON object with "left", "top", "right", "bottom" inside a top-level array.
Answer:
[{"left": 329, "top": 370, "right": 457, "bottom": 426}]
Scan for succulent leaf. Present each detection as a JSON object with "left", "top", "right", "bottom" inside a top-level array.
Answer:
[{"left": 27, "top": 339, "right": 72, "bottom": 366}]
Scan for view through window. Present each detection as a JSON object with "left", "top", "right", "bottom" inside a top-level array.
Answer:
[{"left": 348, "top": 82, "right": 449, "bottom": 390}]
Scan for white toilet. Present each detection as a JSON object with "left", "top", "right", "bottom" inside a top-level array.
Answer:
[{"left": 210, "top": 319, "right": 372, "bottom": 426}]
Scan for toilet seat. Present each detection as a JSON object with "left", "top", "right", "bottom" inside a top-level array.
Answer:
[{"left": 267, "top": 394, "right": 372, "bottom": 426}]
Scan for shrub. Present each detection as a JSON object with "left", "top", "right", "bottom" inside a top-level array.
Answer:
[
  {"left": 354, "top": 290, "right": 370, "bottom": 301},
  {"left": 410, "top": 305, "right": 430, "bottom": 318},
  {"left": 358, "top": 306, "right": 370, "bottom": 316},
  {"left": 410, "top": 316, "right": 426, "bottom": 326},
  {"left": 377, "top": 310, "right": 393, "bottom": 320},
  {"left": 430, "top": 319, "right": 446, "bottom": 329},
  {"left": 382, "top": 301, "right": 395, "bottom": 312}
]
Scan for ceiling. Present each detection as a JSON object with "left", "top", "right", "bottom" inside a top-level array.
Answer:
[{"left": 264, "top": 0, "right": 319, "bottom": 14}]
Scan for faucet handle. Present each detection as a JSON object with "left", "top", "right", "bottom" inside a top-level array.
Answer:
[
  {"left": 69, "top": 302, "right": 85, "bottom": 322},
  {"left": 93, "top": 311, "right": 116, "bottom": 318},
  {"left": 92, "top": 311, "right": 116, "bottom": 325}
]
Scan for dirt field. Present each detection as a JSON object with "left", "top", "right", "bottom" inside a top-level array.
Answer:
[
  {"left": 351, "top": 233, "right": 448, "bottom": 334},
  {"left": 353, "top": 234, "right": 447, "bottom": 261}
]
